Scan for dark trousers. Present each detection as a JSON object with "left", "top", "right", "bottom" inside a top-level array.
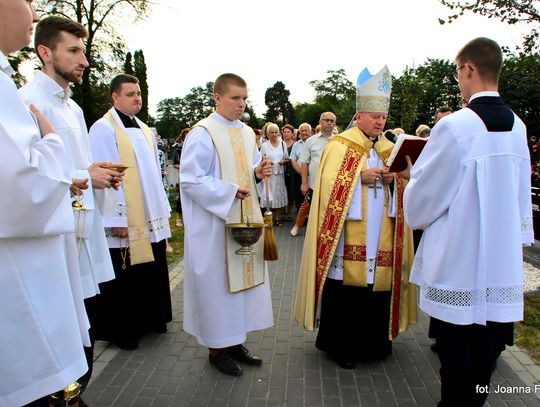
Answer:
[
  {"left": 432, "top": 318, "right": 513, "bottom": 407},
  {"left": 23, "top": 397, "right": 49, "bottom": 407}
]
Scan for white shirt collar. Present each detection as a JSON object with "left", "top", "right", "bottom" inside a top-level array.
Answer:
[
  {"left": 469, "top": 91, "right": 500, "bottom": 102},
  {"left": 211, "top": 112, "right": 242, "bottom": 127},
  {"left": 0, "top": 51, "right": 15, "bottom": 77},
  {"left": 34, "top": 71, "right": 72, "bottom": 102}
]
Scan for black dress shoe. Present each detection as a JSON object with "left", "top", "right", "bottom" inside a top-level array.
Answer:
[
  {"left": 228, "top": 345, "right": 262, "bottom": 366},
  {"left": 209, "top": 351, "right": 243, "bottom": 376},
  {"left": 332, "top": 354, "right": 356, "bottom": 369},
  {"left": 114, "top": 338, "right": 139, "bottom": 350}
]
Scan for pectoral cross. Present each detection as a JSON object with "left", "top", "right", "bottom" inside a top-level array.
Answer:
[{"left": 369, "top": 181, "right": 383, "bottom": 198}]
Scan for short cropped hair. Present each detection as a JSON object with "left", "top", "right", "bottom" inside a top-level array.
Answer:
[
  {"left": 433, "top": 106, "right": 453, "bottom": 122},
  {"left": 110, "top": 74, "right": 139, "bottom": 95},
  {"left": 298, "top": 123, "right": 312, "bottom": 131},
  {"left": 35, "top": 16, "right": 88, "bottom": 62},
  {"left": 213, "top": 73, "right": 247, "bottom": 95},
  {"left": 456, "top": 37, "right": 502, "bottom": 84}
]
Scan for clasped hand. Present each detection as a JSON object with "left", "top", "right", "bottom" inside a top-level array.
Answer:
[{"left": 361, "top": 167, "right": 393, "bottom": 184}]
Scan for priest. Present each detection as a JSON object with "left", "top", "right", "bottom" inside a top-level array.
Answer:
[
  {"left": 180, "top": 73, "right": 274, "bottom": 376},
  {"left": 0, "top": 1, "right": 89, "bottom": 405},
  {"left": 294, "top": 66, "right": 417, "bottom": 369},
  {"left": 403, "top": 37, "right": 533, "bottom": 406},
  {"left": 88, "top": 74, "right": 172, "bottom": 350}
]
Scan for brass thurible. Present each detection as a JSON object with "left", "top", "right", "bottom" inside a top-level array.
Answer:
[{"left": 49, "top": 381, "right": 82, "bottom": 406}]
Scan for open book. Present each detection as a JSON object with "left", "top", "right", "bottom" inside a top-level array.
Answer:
[{"left": 387, "top": 134, "right": 428, "bottom": 172}]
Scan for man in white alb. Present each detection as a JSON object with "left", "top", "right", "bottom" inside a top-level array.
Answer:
[
  {"left": 0, "top": 1, "right": 89, "bottom": 405},
  {"left": 89, "top": 74, "right": 172, "bottom": 350},
  {"left": 403, "top": 37, "right": 534, "bottom": 406},
  {"left": 19, "top": 15, "right": 124, "bottom": 389},
  {"left": 180, "top": 73, "right": 274, "bottom": 376}
]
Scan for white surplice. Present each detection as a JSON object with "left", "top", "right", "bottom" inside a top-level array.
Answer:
[
  {"left": 327, "top": 146, "right": 396, "bottom": 282},
  {"left": 0, "top": 52, "right": 88, "bottom": 407},
  {"left": 180, "top": 112, "right": 274, "bottom": 348},
  {"left": 20, "top": 71, "right": 115, "bottom": 298},
  {"left": 88, "top": 108, "right": 171, "bottom": 247},
  {"left": 404, "top": 92, "right": 534, "bottom": 326}
]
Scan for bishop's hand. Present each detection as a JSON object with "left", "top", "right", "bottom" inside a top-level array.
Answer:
[{"left": 397, "top": 156, "right": 413, "bottom": 180}]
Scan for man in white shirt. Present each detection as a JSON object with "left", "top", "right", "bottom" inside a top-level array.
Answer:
[
  {"left": 403, "top": 37, "right": 533, "bottom": 406},
  {"left": 289, "top": 123, "right": 311, "bottom": 213},
  {"left": 0, "top": 2, "right": 89, "bottom": 405},
  {"left": 290, "top": 112, "right": 335, "bottom": 236},
  {"left": 180, "top": 73, "right": 274, "bottom": 376},
  {"left": 19, "top": 15, "right": 123, "bottom": 392},
  {"left": 89, "top": 74, "right": 173, "bottom": 350}
]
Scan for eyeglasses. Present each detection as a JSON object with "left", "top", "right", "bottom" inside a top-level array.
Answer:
[
  {"left": 321, "top": 118, "right": 336, "bottom": 123},
  {"left": 453, "top": 64, "right": 465, "bottom": 82}
]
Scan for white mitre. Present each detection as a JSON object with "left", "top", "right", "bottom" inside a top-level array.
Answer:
[{"left": 356, "top": 65, "right": 392, "bottom": 113}]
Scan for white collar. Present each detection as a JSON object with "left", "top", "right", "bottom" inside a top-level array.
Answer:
[
  {"left": 469, "top": 91, "right": 500, "bottom": 102},
  {"left": 0, "top": 51, "right": 15, "bottom": 77},
  {"left": 34, "top": 71, "right": 72, "bottom": 102},
  {"left": 210, "top": 112, "right": 242, "bottom": 127}
]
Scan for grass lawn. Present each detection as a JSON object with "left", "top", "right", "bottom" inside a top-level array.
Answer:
[
  {"left": 516, "top": 293, "right": 540, "bottom": 364},
  {"left": 165, "top": 186, "right": 184, "bottom": 266}
]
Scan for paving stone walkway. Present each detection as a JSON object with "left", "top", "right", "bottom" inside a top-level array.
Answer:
[{"left": 83, "top": 225, "right": 540, "bottom": 406}]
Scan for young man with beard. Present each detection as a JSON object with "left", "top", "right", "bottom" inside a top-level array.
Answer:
[{"left": 19, "top": 15, "right": 124, "bottom": 392}]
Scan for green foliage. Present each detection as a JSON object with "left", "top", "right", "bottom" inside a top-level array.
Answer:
[
  {"left": 7, "top": 47, "right": 36, "bottom": 88},
  {"left": 309, "top": 68, "right": 356, "bottom": 126},
  {"left": 34, "top": 0, "right": 152, "bottom": 125},
  {"left": 500, "top": 53, "right": 540, "bottom": 184},
  {"left": 155, "top": 97, "right": 186, "bottom": 140},
  {"left": 439, "top": 0, "right": 540, "bottom": 53},
  {"left": 389, "top": 60, "right": 462, "bottom": 131},
  {"left": 264, "top": 81, "right": 298, "bottom": 127},
  {"left": 295, "top": 69, "right": 356, "bottom": 129},
  {"left": 133, "top": 50, "right": 149, "bottom": 123},
  {"left": 155, "top": 82, "right": 216, "bottom": 139},
  {"left": 516, "top": 293, "right": 540, "bottom": 364},
  {"left": 124, "top": 52, "right": 134, "bottom": 75}
]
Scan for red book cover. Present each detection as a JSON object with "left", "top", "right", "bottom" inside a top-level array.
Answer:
[{"left": 387, "top": 135, "right": 428, "bottom": 172}]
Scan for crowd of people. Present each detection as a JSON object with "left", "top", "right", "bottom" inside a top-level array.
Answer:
[{"left": 1, "top": 2, "right": 534, "bottom": 407}]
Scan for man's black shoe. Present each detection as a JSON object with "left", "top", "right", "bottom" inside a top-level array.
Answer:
[
  {"left": 209, "top": 351, "right": 243, "bottom": 376},
  {"left": 229, "top": 345, "right": 262, "bottom": 366},
  {"left": 332, "top": 354, "right": 356, "bottom": 369},
  {"left": 430, "top": 342, "right": 439, "bottom": 353}
]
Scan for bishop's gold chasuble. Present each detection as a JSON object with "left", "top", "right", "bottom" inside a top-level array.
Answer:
[{"left": 294, "top": 126, "right": 417, "bottom": 339}]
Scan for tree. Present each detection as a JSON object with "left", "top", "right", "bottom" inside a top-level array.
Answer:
[
  {"left": 388, "top": 68, "right": 422, "bottom": 132},
  {"left": 295, "top": 102, "right": 326, "bottom": 129},
  {"left": 7, "top": 47, "right": 35, "bottom": 87},
  {"left": 35, "top": 0, "right": 152, "bottom": 125},
  {"left": 155, "top": 97, "right": 186, "bottom": 139},
  {"left": 264, "top": 81, "right": 298, "bottom": 127},
  {"left": 124, "top": 51, "right": 134, "bottom": 75},
  {"left": 439, "top": 0, "right": 540, "bottom": 53},
  {"left": 180, "top": 82, "right": 215, "bottom": 126},
  {"left": 309, "top": 69, "right": 355, "bottom": 128},
  {"left": 133, "top": 50, "right": 149, "bottom": 122}
]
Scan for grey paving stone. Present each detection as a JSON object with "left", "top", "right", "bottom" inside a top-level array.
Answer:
[{"left": 82, "top": 229, "right": 540, "bottom": 407}]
